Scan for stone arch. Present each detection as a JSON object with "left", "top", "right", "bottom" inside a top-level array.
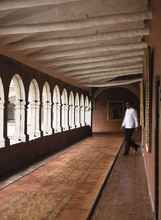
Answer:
[
  {"left": 85, "top": 96, "right": 89, "bottom": 126},
  {"left": 41, "top": 81, "right": 52, "bottom": 135},
  {"left": 61, "top": 88, "right": 69, "bottom": 131},
  {"left": 98, "top": 87, "right": 139, "bottom": 108},
  {"left": 7, "top": 74, "right": 26, "bottom": 144},
  {"left": 69, "top": 91, "right": 75, "bottom": 129},
  {"left": 27, "top": 79, "right": 41, "bottom": 140},
  {"left": 87, "top": 100, "right": 92, "bottom": 126},
  {"left": 80, "top": 94, "right": 85, "bottom": 126},
  {"left": 75, "top": 93, "right": 80, "bottom": 128},
  {"left": 93, "top": 87, "right": 139, "bottom": 133},
  {"left": 53, "top": 85, "right": 61, "bottom": 132}
]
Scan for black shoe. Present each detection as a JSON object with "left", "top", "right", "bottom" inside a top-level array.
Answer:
[
  {"left": 134, "top": 144, "right": 140, "bottom": 152},
  {"left": 123, "top": 152, "right": 129, "bottom": 156}
]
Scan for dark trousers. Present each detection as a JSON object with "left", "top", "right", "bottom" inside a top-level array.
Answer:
[{"left": 123, "top": 128, "right": 138, "bottom": 154}]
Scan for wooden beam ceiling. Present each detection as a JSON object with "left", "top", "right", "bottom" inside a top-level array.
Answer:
[{"left": 0, "top": 0, "right": 151, "bottom": 88}]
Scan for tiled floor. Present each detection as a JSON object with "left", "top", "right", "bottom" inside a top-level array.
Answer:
[
  {"left": 0, "top": 134, "right": 122, "bottom": 220},
  {"left": 90, "top": 146, "right": 154, "bottom": 220}
]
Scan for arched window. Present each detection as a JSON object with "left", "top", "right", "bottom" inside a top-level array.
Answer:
[
  {"left": 80, "top": 94, "right": 85, "bottom": 126},
  {"left": 42, "top": 82, "right": 52, "bottom": 135},
  {"left": 27, "top": 79, "right": 40, "bottom": 140},
  {"left": 61, "top": 89, "right": 69, "bottom": 131},
  {"left": 53, "top": 85, "right": 61, "bottom": 133},
  {"left": 75, "top": 93, "right": 80, "bottom": 128},
  {"left": 69, "top": 91, "right": 75, "bottom": 129},
  {"left": 85, "top": 96, "right": 89, "bottom": 126},
  {"left": 0, "top": 77, "right": 5, "bottom": 147},
  {"left": 7, "top": 74, "right": 26, "bottom": 144}
]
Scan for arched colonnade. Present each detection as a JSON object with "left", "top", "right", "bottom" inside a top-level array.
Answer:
[{"left": 0, "top": 74, "right": 92, "bottom": 148}]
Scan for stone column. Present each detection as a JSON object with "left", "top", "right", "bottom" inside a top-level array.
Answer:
[
  {"left": 75, "top": 105, "right": 80, "bottom": 128},
  {"left": 72, "top": 105, "right": 75, "bottom": 129},
  {"left": 69, "top": 104, "right": 71, "bottom": 129},
  {"left": 36, "top": 100, "right": 41, "bottom": 138},
  {"left": 27, "top": 102, "right": 35, "bottom": 140},
  {"left": 87, "top": 105, "right": 92, "bottom": 126},
  {"left": 25, "top": 99, "right": 29, "bottom": 142},
  {"left": 83, "top": 105, "right": 86, "bottom": 126},
  {"left": 61, "top": 103, "right": 65, "bottom": 131},
  {"left": 80, "top": 106, "right": 85, "bottom": 127},
  {"left": 42, "top": 101, "right": 50, "bottom": 136},
  {"left": 85, "top": 106, "right": 88, "bottom": 126},
  {"left": 65, "top": 104, "right": 69, "bottom": 130},
  {"left": 52, "top": 102, "right": 56, "bottom": 133},
  {"left": 69, "top": 104, "right": 75, "bottom": 129},
  {"left": 57, "top": 103, "right": 62, "bottom": 132},
  {"left": 15, "top": 99, "right": 26, "bottom": 142},
  {"left": 4, "top": 101, "right": 10, "bottom": 146},
  {"left": 51, "top": 102, "right": 54, "bottom": 134},
  {"left": 73, "top": 105, "right": 76, "bottom": 128},
  {"left": 0, "top": 100, "right": 5, "bottom": 147},
  {"left": 47, "top": 101, "right": 52, "bottom": 135},
  {"left": 67, "top": 104, "right": 71, "bottom": 130},
  {"left": 78, "top": 106, "right": 81, "bottom": 127}
]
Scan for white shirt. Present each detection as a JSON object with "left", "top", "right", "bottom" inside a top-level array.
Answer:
[{"left": 121, "top": 107, "right": 138, "bottom": 129}]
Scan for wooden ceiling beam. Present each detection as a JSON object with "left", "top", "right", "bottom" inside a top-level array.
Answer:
[
  {"left": 66, "top": 64, "right": 143, "bottom": 76},
  {"left": 0, "top": 0, "right": 81, "bottom": 11},
  {"left": 0, "top": 12, "right": 152, "bottom": 35},
  {"left": 77, "top": 70, "right": 142, "bottom": 83},
  {"left": 83, "top": 78, "right": 142, "bottom": 87},
  {"left": 9, "top": 29, "right": 149, "bottom": 50},
  {"left": 32, "top": 42, "right": 147, "bottom": 60},
  {"left": 56, "top": 57, "right": 143, "bottom": 72},
  {"left": 45, "top": 50, "right": 145, "bottom": 66},
  {"left": 74, "top": 68, "right": 143, "bottom": 80}
]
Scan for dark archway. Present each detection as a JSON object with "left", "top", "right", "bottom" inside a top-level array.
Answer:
[{"left": 93, "top": 87, "right": 140, "bottom": 133}]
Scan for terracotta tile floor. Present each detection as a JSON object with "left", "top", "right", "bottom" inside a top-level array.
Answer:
[
  {"left": 0, "top": 134, "right": 122, "bottom": 220},
  {"left": 90, "top": 146, "right": 154, "bottom": 220}
]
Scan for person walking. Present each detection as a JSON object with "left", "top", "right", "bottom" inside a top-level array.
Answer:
[{"left": 121, "top": 101, "right": 140, "bottom": 155}]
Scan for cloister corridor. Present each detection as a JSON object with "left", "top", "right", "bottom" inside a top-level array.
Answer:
[
  {"left": 0, "top": 0, "right": 161, "bottom": 219},
  {"left": 0, "top": 134, "right": 153, "bottom": 220}
]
